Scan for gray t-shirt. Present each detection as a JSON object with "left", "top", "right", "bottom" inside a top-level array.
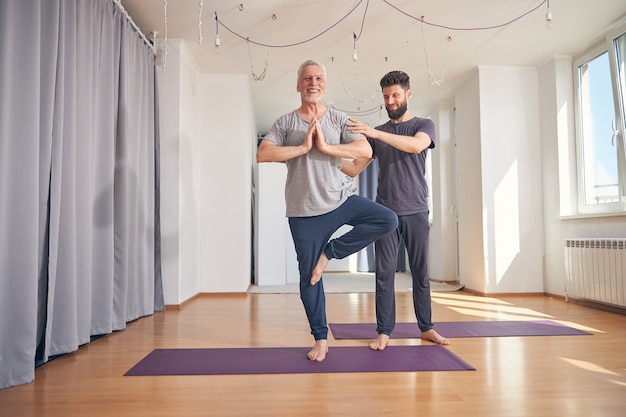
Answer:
[
  {"left": 371, "top": 117, "right": 436, "bottom": 215},
  {"left": 264, "top": 107, "right": 363, "bottom": 217}
]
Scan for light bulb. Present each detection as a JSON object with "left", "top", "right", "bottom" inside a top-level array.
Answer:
[
  {"left": 214, "top": 35, "right": 221, "bottom": 53},
  {"left": 352, "top": 49, "right": 358, "bottom": 67}
]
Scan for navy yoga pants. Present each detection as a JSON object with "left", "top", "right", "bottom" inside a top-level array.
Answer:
[{"left": 288, "top": 195, "right": 398, "bottom": 340}]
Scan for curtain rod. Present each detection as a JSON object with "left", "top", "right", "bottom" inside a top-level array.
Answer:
[{"left": 112, "top": 0, "right": 156, "bottom": 54}]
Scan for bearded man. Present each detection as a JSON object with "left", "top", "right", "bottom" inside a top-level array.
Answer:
[{"left": 343, "top": 70, "right": 449, "bottom": 350}]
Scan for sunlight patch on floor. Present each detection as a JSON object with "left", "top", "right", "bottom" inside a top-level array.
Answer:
[
  {"left": 431, "top": 295, "right": 554, "bottom": 320},
  {"left": 444, "top": 306, "right": 552, "bottom": 320},
  {"left": 608, "top": 379, "right": 626, "bottom": 387},
  {"left": 432, "top": 292, "right": 513, "bottom": 305},
  {"left": 548, "top": 320, "right": 604, "bottom": 333},
  {"left": 430, "top": 292, "right": 607, "bottom": 329},
  {"left": 559, "top": 357, "right": 621, "bottom": 376}
]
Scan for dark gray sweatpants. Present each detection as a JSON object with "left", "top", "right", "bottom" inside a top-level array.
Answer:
[{"left": 374, "top": 211, "right": 434, "bottom": 335}]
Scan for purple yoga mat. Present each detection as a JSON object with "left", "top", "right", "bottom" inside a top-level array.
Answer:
[
  {"left": 124, "top": 345, "right": 475, "bottom": 376},
  {"left": 329, "top": 320, "right": 592, "bottom": 340}
]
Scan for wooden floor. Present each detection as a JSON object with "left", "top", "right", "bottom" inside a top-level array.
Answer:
[{"left": 1, "top": 289, "right": 625, "bottom": 417}]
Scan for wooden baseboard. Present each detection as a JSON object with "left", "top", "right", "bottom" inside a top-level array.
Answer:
[
  {"left": 165, "top": 292, "right": 248, "bottom": 310},
  {"left": 429, "top": 278, "right": 462, "bottom": 285},
  {"left": 461, "top": 287, "right": 547, "bottom": 298}
]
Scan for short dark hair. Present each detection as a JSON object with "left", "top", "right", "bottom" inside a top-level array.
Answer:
[{"left": 380, "top": 70, "right": 410, "bottom": 90}]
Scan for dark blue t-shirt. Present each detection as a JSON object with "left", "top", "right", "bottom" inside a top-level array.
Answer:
[{"left": 369, "top": 117, "right": 436, "bottom": 215}]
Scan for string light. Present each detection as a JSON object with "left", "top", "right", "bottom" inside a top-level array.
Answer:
[
  {"left": 206, "top": 0, "right": 549, "bottom": 107},
  {"left": 212, "top": 0, "right": 548, "bottom": 58},
  {"left": 215, "top": 0, "right": 366, "bottom": 48},
  {"left": 352, "top": 33, "right": 358, "bottom": 67},
  {"left": 351, "top": 0, "right": 369, "bottom": 67},
  {"left": 214, "top": 12, "right": 221, "bottom": 53},
  {"left": 196, "top": 0, "right": 550, "bottom": 50},
  {"left": 545, "top": 0, "right": 553, "bottom": 29},
  {"left": 214, "top": 34, "right": 221, "bottom": 52}
]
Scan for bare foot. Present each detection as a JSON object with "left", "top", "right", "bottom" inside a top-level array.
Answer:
[
  {"left": 307, "top": 339, "right": 329, "bottom": 361},
  {"left": 421, "top": 329, "right": 450, "bottom": 345},
  {"left": 369, "top": 334, "right": 390, "bottom": 351},
  {"left": 310, "top": 252, "right": 329, "bottom": 286}
]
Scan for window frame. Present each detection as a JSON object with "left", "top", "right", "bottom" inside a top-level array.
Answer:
[{"left": 572, "top": 21, "right": 626, "bottom": 215}]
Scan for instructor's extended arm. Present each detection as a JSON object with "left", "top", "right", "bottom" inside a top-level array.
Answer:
[{"left": 348, "top": 117, "right": 431, "bottom": 154}]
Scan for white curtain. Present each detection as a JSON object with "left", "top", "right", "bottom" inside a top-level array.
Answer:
[{"left": 0, "top": 0, "right": 163, "bottom": 389}]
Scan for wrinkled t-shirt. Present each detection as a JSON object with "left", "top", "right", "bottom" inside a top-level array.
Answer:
[
  {"left": 264, "top": 107, "right": 364, "bottom": 217},
  {"left": 370, "top": 117, "right": 436, "bottom": 215}
]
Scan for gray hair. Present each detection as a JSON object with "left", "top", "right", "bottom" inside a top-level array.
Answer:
[{"left": 297, "top": 60, "right": 327, "bottom": 81}]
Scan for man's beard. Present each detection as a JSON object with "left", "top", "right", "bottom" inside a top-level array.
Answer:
[
  {"left": 302, "top": 90, "right": 324, "bottom": 104},
  {"left": 386, "top": 101, "right": 408, "bottom": 120},
  {"left": 303, "top": 95, "right": 323, "bottom": 104}
]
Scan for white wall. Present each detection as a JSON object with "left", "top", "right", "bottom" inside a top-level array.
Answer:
[
  {"left": 196, "top": 74, "right": 253, "bottom": 293},
  {"left": 157, "top": 40, "right": 183, "bottom": 305},
  {"left": 453, "top": 66, "right": 544, "bottom": 294},
  {"left": 446, "top": 57, "right": 626, "bottom": 298},
  {"left": 479, "top": 66, "right": 544, "bottom": 293},
  {"left": 254, "top": 163, "right": 298, "bottom": 285},
  {"left": 539, "top": 56, "right": 574, "bottom": 297},
  {"left": 429, "top": 102, "right": 457, "bottom": 282},
  {"left": 158, "top": 40, "right": 253, "bottom": 305},
  {"left": 177, "top": 42, "right": 201, "bottom": 302},
  {"left": 454, "top": 70, "right": 486, "bottom": 292}
]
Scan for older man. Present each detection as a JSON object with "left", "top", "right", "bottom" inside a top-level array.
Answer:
[{"left": 257, "top": 60, "right": 397, "bottom": 361}]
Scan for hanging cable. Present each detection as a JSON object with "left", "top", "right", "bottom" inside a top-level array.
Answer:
[
  {"left": 382, "top": 0, "right": 548, "bottom": 31},
  {"left": 247, "top": 14, "right": 277, "bottom": 81},
  {"left": 339, "top": 79, "right": 380, "bottom": 105},
  {"left": 214, "top": 12, "right": 221, "bottom": 52},
  {"left": 214, "top": 0, "right": 548, "bottom": 51},
  {"left": 351, "top": 0, "right": 370, "bottom": 66},
  {"left": 420, "top": 19, "right": 452, "bottom": 86},
  {"left": 208, "top": 0, "right": 549, "bottom": 112},
  {"left": 329, "top": 103, "right": 384, "bottom": 117},
  {"left": 352, "top": 33, "right": 358, "bottom": 66},
  {"left": 215, "top": 0, "right": 365, "bottom": 48}
]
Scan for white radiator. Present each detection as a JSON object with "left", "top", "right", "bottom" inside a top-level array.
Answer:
[{"left": 564, "top": 239, "right": 626, "bottom": 308}]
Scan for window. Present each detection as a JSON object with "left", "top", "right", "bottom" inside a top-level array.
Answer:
[{"left": 573, "top": 22, "right": 626, "bottom": 214}]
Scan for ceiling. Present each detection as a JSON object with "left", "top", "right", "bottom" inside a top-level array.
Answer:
[{"left": 120, "top": 0, "right": 626, "bottom": 133}]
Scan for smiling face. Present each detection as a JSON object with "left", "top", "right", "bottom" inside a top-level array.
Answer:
[
  {"left": 297, "top": 64, "right": 327, "bottom": 104},
  {"left": 382, "top": 84, "right": 411, "bottom": 121}
]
